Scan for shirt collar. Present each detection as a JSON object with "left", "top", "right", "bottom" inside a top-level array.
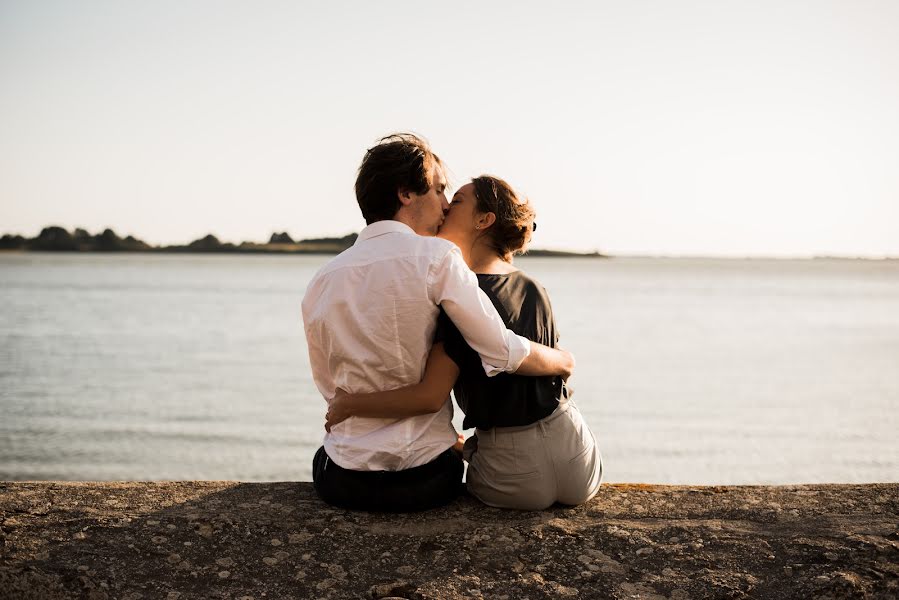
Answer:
[{"left": 354, "top": 220, "right": 416, "bottom": 245}]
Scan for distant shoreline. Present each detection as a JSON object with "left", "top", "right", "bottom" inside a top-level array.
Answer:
[
  {"left": 5, "top": 247, "right": 897, "bottom": 261},
  {"left": 2, "top": 226, "right": 896, "bottom": 260},
  {"left": 0, "top": 226, "right": 606, "bottom": 258}
]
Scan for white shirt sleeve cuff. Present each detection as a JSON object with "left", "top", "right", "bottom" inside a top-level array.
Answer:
[{"left": 481, "top": 332, "right": 531, "bottom": 377}]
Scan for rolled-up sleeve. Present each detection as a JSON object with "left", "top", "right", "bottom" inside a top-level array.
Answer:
[
  {"left": 488, "top": 330, "right": 531, "bottom": 377},
  {"left": 428, "top": 246, "right": 531, "bottom": 376}
]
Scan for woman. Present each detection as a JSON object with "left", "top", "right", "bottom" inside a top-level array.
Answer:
[{"left": 326, "top": 176, "right": 603, "bottom": 510}]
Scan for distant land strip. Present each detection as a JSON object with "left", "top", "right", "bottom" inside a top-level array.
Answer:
[{"left": 0, "top": 226, "right": 603, "bottom": 258}]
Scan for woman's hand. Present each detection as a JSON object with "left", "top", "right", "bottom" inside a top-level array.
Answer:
[
  {"left": 325, "top": 388, "right": 353, "bottom": 432},
  {"left": 452, "top": 433, "right": 465, "bottom": 457}
]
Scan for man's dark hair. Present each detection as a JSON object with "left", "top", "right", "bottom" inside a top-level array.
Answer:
[{"left": 355, "top": 133, "right": 444, "bottom": 225}]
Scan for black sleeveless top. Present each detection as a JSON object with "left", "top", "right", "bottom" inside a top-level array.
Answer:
[{"left": 436, "top": 270, "right": 568, "bottom": 430}]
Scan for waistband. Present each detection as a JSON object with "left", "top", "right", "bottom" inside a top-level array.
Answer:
[{"left": 475, "top": 400, "right": 571, "bottom": 436}]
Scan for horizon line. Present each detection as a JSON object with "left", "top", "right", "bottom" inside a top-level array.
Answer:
[{"left": 2, "top": 225, "right": 896, "bottom": 261}]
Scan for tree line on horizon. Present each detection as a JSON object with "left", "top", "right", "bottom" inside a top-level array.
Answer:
[
  {"left": 0, "top": 226, "right": 358, "bottom": 253},
  {"left": 1, "top": 226, "right": 603, "bottom": 257}
]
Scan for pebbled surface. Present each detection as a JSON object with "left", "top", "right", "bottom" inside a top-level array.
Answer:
[{"left": 0, "top": 482, "right": 897, "bottom": 599}]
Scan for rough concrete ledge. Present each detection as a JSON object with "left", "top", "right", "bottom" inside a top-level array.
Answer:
[{"left": 0, "top": 482, "right": 896, "bottom": 599}]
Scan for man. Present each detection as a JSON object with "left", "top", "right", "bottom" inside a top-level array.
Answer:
[{"left": 302, "top": 133, "right": 574, "bottom": 511}]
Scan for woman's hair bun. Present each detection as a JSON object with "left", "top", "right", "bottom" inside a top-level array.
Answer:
[{"left": 471, "top": 175, "right": 536, "bottom": 261}]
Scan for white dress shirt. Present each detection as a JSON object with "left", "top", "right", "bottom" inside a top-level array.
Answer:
[{"left": 301, "top": 220, "right": 531, "bottom": 471}]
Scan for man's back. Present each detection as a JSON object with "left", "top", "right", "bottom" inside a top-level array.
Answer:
[{"left": 302, "top": 220, "right": 458, "bottom": 471}]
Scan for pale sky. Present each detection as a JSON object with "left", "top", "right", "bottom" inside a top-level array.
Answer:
[{"left": 1, "top": 0, "right": 897, "bottom": 256}]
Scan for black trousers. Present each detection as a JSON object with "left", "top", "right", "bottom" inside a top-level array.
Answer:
[{"left": 312, "top": 446, "right": 464, "bottom": 512}]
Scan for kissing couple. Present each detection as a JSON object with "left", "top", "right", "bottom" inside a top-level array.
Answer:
[{"left": 302, "top": 133, "right": 602, "bottom": 511}]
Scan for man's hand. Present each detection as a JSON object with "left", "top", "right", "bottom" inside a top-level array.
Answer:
[
  {"left": 324, "top": 388, "right": 353, "bottom": 432},
  {"left": 516, "top": 342, "right": 576, "bottom": 379},
  {"left": 559, "top": 347, "right": 575, "bottom": 381}
]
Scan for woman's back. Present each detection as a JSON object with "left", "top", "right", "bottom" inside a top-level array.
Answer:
[
  {"left": 450, "top": 270, "right": 601, "bottom": 510},
  {"left": 437, "top": 270, "right": 568, "bottom": 429}
]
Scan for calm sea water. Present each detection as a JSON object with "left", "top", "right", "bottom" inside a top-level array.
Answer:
[{"left": 1, "top": 252, "right": 897, "bottom": 484}]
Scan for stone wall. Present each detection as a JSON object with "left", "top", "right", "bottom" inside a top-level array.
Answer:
[{"left": 1, "top": 482, "right": 896, "bottom": 599}]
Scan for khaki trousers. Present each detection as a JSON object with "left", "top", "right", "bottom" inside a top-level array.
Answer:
[{"left": 463, "top": 401, "right": 603, "bottom": 510}]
